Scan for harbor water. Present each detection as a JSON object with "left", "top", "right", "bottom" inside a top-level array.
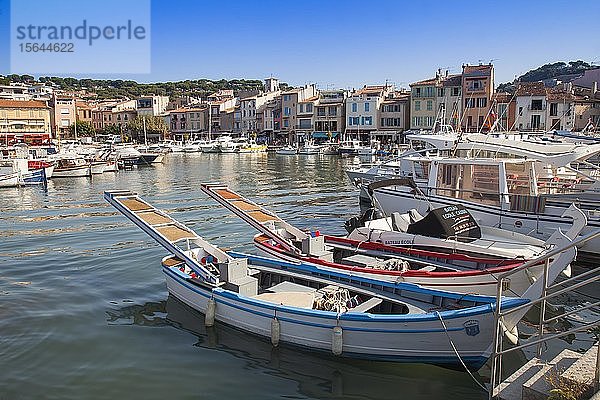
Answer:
[{"left": 0, "top": 153, "right": 596, "bottom": 399}]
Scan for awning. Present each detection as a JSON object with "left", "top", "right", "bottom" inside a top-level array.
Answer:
[{"left": 312, "top": 132, "right": 339, "bottom": 139}]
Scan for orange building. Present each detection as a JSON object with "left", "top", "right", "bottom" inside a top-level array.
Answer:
[{"left": 461, "top": 64, "right": 494, "bottom": 132}]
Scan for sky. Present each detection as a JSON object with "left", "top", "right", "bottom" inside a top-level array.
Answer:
[{"left": 0, "top": 0, "right": 599, "bottom": 89}]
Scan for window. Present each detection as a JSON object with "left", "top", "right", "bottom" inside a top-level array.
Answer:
[
  {"left": 415, "top": 101, "right": 421, "bottom": 111},
  {"left": 364, "top": 116, "right": 372, "bottom": 125},
  {"left": 61, "top": 108, "right": 69, "bottom": 114},
  {"left": 283, "top": 95, "right": 290, "bottom": 101},
  {"left": 381, "top": 118, "right": 385, "bottom": 126},
  {"left": 284, "top": 120, "right": 289, "bottom": 127},
  {"left": 426, "top": 100, "right": 432, "bottom": 111},
  {"left": 478, "top": 116, "right": 484, "bottom": 127},
  {"left": 452, "top": 87, "right": 460, "bottom": 96},
  {"left": 299, "top": 104, "right": 304, "bottom": 113},
  {"left": 531, "top": 99, "right": 543, "bottom": 111},
  {"left": 61, "top": 118, "right": 70, "bottom": 127},
  {"left": 283, "top": 107, "right": 291, "bottom": 116},
  {"left": 477, "top": 98, "right": 487, "bottom": 108},
  {"left": 465, "top": 98, "right": 475, "bottom": 108},
  {"left": 437, "top": 88, "right": 445, "bottom": 97},
  {"left": 550, "top": 103, "right": 558, "bottom": 117},
  {"left": 328, "top": 106, "right": 336, "bottom": 116},
  {"left": 352, "top": 103, "right": 357, "bottom": 112},
  {"left": 364, "top": 102, "right": 370, "bottom": 112},
  {"left": 414, "top": 87, "right": 421, "bottom": 97},
  {"left": 306, "top": 104, "right": 313, "bottom": 113}
]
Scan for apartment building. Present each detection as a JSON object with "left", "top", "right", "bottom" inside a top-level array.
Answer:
[
  {"left": 378, "top": 92, "right": 410, "bottom": 142},
  {"left": 313, "top": 90, "right": 346, "bottom": 141},
  {"left": 410, "top": 77, "right": 438, "bottom": 130},
  {"left": 137, "top": 95, "right": 169, "bottom": 117},
  {"left": 168, "top": 107, "right": 207, "bottom": 141},
  {"left": 346, "top": 85, "right": 392, "bottom": 141},
  {"left": 0, "top": 99, "right": 52, "bottom": 144},
  {"left": 461, "top": 64, "right": 494, "bottom": 132},
  {"left": 515, "top": 82, "right": 548, "bottom": 132},
  {"left": 51, "top": 97, "right": 77, "bottom": 138},
  {"left": 281, "top": 84, "right": 317, "bottom": 142}
]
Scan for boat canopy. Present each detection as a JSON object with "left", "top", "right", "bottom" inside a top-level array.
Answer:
[
  {"left": 406, "top": 204, "right": 482, "bottom": 242},
  {"left": 312, "top": 132, "right": 339, "bottom": 139}
]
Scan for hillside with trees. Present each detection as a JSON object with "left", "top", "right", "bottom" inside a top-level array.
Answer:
[
  {"left": 497, "top": 60, "right": 596, "bottom": 92},
  {"left": 0, "top": 74, "right": 291, "bottom": 100}
]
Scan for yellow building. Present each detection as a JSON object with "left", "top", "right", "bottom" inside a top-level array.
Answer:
[{"left": 0, "top": 99, "right": 52, "bottom": 144}]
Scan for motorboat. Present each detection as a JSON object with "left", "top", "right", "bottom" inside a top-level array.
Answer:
[
  {"left": 104, "top": 189, "right": 577, "bottom": 369},
  {"left": 276, "top": 145, "right": 297, "bottom": 155},
  {"left": 298, "top": 141, "right": 321, "bottom": 155},
  {"left": 199, "top": 184, "right": 579, "bottom": 296},
  {"left": 51, "top": 156, "right": 91, "bottom": 178},
  {"left": 345, "top": 204, "right": 548, "bottom": 260},
  {"left": 238, "top": 140, "right": 268, "bottom": 153},
  {"left": 338, "top": 140, "right": 362, "bottom": 156},
  {"left": 371, "top": 157, "right": 600, "bottom": 259},
  {"left": 183, "top": 141, "right": 204, "bottom": 153}
]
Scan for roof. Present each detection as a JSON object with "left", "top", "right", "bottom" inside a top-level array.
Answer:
[
  {"left": 0, "top": 99, "right": 49, "bottom": 109},
  {"left": 516, "top": 82, "right": 547, "bottom": 97},
  {"left": 299, "top": 95, "right": 318, "bottom": 103},
  {"left": 546, "top": 88, "right": 579, "bottom": 101},
  {"left": 492, "top": 92, "right": 514, "bottom": 103},
  {"left": 355, "top": 85, "right": 387, "bottom": 95},
  {"left": 463, "top": 64, "right": 493, "bottom": 77},
  {"left": 410, "top": 77, "right": 437, "bottom": 86},
  {"left": 168, "top": 107, "right": 206, "bottom": 113},
  {"left": 442, "top": 74, "right": 462, "bottom": 87}
]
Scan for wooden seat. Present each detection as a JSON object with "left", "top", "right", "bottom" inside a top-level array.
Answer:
[{"left": 253, "top": 292, "right": 315, "bottom": 308}]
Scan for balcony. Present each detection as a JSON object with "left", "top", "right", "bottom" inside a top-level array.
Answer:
[
  {"left": 295, "top": 124, "right": 313, "bottom": 130},
  {"left": 525, "top": 123, "right": 546, "bottom": 131},
  {"left": 527, "top": 104, "right": 546, "bottom": 111}
]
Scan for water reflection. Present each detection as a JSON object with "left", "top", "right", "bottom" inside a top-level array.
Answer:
[{"left": 107, "top": 295, "right": 488, "bottom": 400}]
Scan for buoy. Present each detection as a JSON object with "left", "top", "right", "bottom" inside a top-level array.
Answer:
[
  {"left": 332, "top": 326, "right": 343, "bottom": 355},
  {"left": 271, "top": 317, "right": 280, "bottom": 347},
  {"left": 500, "top": 320, "right": 519, "bottom": 345},
  {"left": 205, "top": 298, "right": 216, "bottom": 327}
]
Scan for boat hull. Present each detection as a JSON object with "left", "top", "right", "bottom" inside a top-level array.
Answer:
[
  {"left": 254, "top": 236, "right": 540, "bottom": 296},
  {"left": 164, "top": 265, "right": 503, "bottom": 368},
  {"left": 0, "top": 172, "right": 20, "bottom": 187},
  {"left": 52, "top": 165, "right": 91, "bottom": 178}
]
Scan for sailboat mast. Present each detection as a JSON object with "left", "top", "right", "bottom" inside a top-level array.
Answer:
[{"left": 143, "top": 115, "right": 148, "bottom": 146}]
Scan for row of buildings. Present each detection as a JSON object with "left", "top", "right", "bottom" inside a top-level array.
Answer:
[{"left": 1, "top": 65, "right": 599, "bottom": 145}]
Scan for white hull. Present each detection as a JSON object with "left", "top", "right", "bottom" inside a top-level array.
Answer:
[
  {"left": 52, "top": 165, "right": 91, "bottom": 178},
  {"left": 165, "top": 266, "right": 500, "bottom": 367},
  {"left": 0, "top": 172, "right": 20, "bottom": 187}
]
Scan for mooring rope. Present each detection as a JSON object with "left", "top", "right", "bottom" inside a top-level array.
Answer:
[{"left": 435, "top": 311, "right": 488, "bottom": 392}]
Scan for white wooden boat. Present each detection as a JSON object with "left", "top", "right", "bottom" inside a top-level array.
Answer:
[
  {"left": 371, "top": 157, "right": 600, "bottom": 259},
  {"left": 276, "top": 145, "right": 297, "bottom": 155},
  {"left": 51, "top": 157, "right": 91, "bottom": 178},
  {"left": 0, "top": 170, "right": 20, "bottom": 187},
  {"left": 104, "top": 190, "right": 577, "bottom": 369},
  {"left": 199, "top": 184, "right": 580, "bottom": 296}
]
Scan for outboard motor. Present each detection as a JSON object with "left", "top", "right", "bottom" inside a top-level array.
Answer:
[{"left": 344, "top": 208, "right": 383, "bottom": 233}]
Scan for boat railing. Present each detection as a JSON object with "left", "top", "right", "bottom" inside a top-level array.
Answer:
[{"left": 489, "top": 229, "right": 600, "bottom": 399}]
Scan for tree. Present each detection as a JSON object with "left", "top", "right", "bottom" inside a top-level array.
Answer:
[
  {"left": 69, "top": 121, "right": 95, "bottom": 137},
  {"left": 126, "top": 115, "right": 168, "bottom": 142},
  {"left": 100, "top": 124, "right": 121, "bottom": 137}
]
